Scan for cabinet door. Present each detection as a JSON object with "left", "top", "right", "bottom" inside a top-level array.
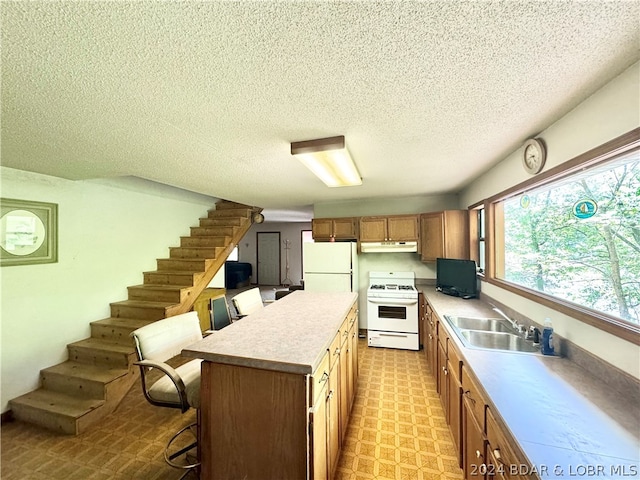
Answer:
[
  {"left": 350, "top": 320, "right": 358, "bottom": 398},
  {"left": 420, "top": 212, "right": 444, "bottom": 262},
  {"left": 312, "top": 219, "right": 334, "bottom": 240},
  {"left": 333, "top": 218, "right": 357, "bottom": 239},
  {"left": 338, "top": 327, "right": 350, "bottom": 443},
  {"left": 426, "top": 306, "right": 437, "bottom": 373},
  {"left": 420, "top": 210, "right": 470, "bottom": 262},
  {"left": 327, "top": 366, "right": 340, "bottom": 478},
  {"left": 359, "top": 217, "right": 388, "bottom": 242},
  {"left": 346, "top": 314, "right": 358, "bottom": 410},
  {"left": 418, "top": 292, "right": 426, "bottom": 349},
  {"left": 387, "top": 215, "right": 419, "bottom": 241},
  {"left": 486, "top": 409, "right": 527, "bottom": 480},
  {"left": 463, "top": 395, "right": 486, "bottom": 480},
  {"left": 310, "top": 381, "right": 329, "bottom": 480},
  {"left": 447, "top": 356, "right": 462, "bottom": 466},
  {"left": 437, "top": 339, "right": 448, "bottom": 414}
]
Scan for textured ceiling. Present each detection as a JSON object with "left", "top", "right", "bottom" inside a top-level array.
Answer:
[{"left": 2, "top": 1, "right": 639, "bottom": 220}]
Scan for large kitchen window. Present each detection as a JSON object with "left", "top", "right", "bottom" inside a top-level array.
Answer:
[{"left": 486, "top": 130, "right": 640, "bottom": 342}]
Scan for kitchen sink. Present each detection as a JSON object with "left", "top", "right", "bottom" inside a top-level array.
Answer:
[
  {"left": 444, "top": 315, "right": 541, "bottom": 354},
  {"left": 458, "top": 330, "right": 541, "bottom": 353},
  {"left": 444, "top": 316, "right": 516, "bottom": 333}
]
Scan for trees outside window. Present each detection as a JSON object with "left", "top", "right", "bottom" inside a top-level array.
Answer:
[{"left": 497, "top": 151, "right": 639, "bottom": 325}]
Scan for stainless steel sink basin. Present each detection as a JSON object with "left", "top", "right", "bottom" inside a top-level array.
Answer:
[
  {"left": 458, "top": 330, "right": 541, "bottom": 353},
  {"left": 444, "top": 315, "right": 541, "bottom": 354},
  {"left": 444, "top": 316, "right": 516, "bottom": 333}
]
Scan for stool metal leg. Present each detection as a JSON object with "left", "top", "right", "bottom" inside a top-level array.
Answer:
[{"left": 164, "top": 421, "right": 200, "bottom": 477}]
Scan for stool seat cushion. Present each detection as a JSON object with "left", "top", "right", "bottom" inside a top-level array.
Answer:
[{"left": 148, "top": 359, "right": 202, "bottom": 409}]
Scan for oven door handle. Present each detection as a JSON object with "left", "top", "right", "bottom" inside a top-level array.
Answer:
[{"left": 367, "top": 298, "right": 418, "bottom": 306}]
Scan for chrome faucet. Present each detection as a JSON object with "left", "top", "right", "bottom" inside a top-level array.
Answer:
[{"left": 492, "top": 307, "right": 523, "bottom": 333}]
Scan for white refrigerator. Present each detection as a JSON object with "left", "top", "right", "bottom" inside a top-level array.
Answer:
[{"left": 303, "top": 242, "right": 358, "bottom": 292}]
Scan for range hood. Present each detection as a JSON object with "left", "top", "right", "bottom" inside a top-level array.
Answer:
[{"left": 360, "top": 241, "right": 418, "bottom": 253}]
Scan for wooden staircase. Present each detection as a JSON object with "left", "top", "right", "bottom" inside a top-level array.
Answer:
[{"left": 9, "top": 200, "right": 260, "bottom": 435}]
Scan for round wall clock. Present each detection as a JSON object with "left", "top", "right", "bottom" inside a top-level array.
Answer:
[
  {"left": 252, "top": 212, "right": 265, "bottom": 224},
  {"left": 522, "top": 138, "right": 547, "bottom": 174}
]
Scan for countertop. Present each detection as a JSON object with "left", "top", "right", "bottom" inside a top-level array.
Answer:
[
  {"left": 183, "top": 291, "right": 358, "bottom": 375},
  {"left": 422, "top": 288, "right": 640, "bottom": 479}
]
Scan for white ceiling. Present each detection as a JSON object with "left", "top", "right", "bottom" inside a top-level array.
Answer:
[{"left": 2, "top": 1, "right": 639, "bottom": 221}]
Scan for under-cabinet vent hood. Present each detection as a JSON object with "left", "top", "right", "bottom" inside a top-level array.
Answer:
[{"left": 360, "top": 241, "right": 418, "bottom": 253}]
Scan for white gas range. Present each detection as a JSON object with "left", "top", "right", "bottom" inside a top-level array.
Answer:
[{"left": 367, "top": 271, "right": 419, "bottom": 351}]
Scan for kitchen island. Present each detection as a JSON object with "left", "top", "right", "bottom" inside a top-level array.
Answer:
[{"left": 183, "top": 290, "right": 359, "bottom": 480}]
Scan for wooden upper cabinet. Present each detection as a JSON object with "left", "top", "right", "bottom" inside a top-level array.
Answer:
[
  {"left": 359, "top": 215, "right": 419, "bottom": 242},
  {"left": 420, "top": 210, "right": 469, "bottom": 262},
  {"left": 312, "top": 217, "right": 358, "bottom": 240},
  {"left": 359, "top": 217, "right": 387, "bottom": 242}
]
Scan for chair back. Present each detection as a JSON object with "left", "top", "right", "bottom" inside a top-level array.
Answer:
[
  {"left": 132, "top": 311, "right": 203, "bottom": 363},
  {"left": 231, "top": 287, "right": 264, "bottom": 316},
  {"left": 211, "top": 297, "right": 232, "bottom": 330}
]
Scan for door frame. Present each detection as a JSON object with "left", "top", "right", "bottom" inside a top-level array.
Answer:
[{"left": 256, "top": 231, "right": 281, "bottom": 285}]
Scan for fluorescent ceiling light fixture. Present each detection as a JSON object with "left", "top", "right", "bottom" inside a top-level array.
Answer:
[{"left": 291, "top": 136, "right": 362, "bottom": 187}]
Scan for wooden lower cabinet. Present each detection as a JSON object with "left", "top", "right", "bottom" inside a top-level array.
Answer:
[
  {"left": 327, "top": 354, "right": 340, "bottom": 478},
  {"left": 425, "top": 297, "right": 538, "bottom": 480},
  {"left": 463, "top": 394, "right": 487, "bottom": 480},
  {"left": 486, "top": 408, "right": 528, "bottom": 480},
  {"left": 312, "top": 368, "right": 330, "bottom": 480},
  {"left": 447, "top": 340, "right": 463, "bottom": 466},
  {"left": 462, "top": 367, "right": 487, "bottom": 479}
]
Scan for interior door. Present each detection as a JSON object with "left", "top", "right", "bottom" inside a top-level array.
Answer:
[{"left": 257, "top": 232, "right": 280, "bottom": 285}]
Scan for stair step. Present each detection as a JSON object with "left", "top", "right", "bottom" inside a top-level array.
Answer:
[
  {"left": 68, "top": 338, "right": 136, "bottom": 368},
  {"left": 208, "top": 208, "right": 251, "bottom": 218},
  {"left": 90, "top": 317, "right": 155, "bottom": 345},
  {"left": 190, "top": 226, "right": 238, "bottom": 237},
  {"left": 41, "top": 361, "right": 129, "bottom": 399},
  {"left": 214, "top": 200, "right": 252, "bottom": 210},
  {"left": 156, "top": 257, "right": 211, "bottom": 272},
  {"left": 110, "top": 300, "right": 179, "bottom": 321},
  {"left": 168, "top": 246, "right": 224, "bottom": 259},
  {"left": 180, "top": 235, "right": 230, "bottom": 247},
  {"left": 143, "top": 270, "right": 203, "bottom": 286},
  {"left": 10, "top": 389, "right": 106, "bottom": 435},
  {"left": 128, "top": 284, "right": 194, "bottom": 303},
  {"left": 199, "top": 217, "right": 245, "bottom": 227}
]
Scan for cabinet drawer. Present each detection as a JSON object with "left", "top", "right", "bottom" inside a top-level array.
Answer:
[
  {"left": 462, "top": 367, "right": 486, "bottom": 430},
  {"left": 486, "top": 408, "right": 527, "bottom": 479},
  {"left": 311, "top": 352, "right": 330, "bottom": 406}
]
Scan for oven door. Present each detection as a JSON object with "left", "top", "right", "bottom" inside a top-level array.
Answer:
[{"left": 367, "top": 297, "right": 419, "bottom": 333}]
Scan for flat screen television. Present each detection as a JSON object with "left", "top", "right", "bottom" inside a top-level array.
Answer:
[{"left": 436, "top": 258, "right": 478, "bottom": 299}]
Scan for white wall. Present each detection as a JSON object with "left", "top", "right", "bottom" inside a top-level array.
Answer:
[
  {"left": 460, "top": 61, "right": 640, "bottom": 379},
  {"left": 0, "top": 168, "right": 216, "bottom": 412}
]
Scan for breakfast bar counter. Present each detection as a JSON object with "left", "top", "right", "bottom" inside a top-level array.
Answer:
[{"left": 183, "top": 290, "right": 359, "bottom": 480}]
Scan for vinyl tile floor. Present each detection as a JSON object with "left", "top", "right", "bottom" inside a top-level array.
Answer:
[
  {"left": 1, "top": 339, "right": 463, "bottom": 479},
  {"left": 335, "top": 340, "right": 464, "bottom": 480}
]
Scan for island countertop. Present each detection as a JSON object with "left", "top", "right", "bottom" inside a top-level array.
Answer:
[{"left": 182, "top": 290, "right": 358, "bottom": 375}]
